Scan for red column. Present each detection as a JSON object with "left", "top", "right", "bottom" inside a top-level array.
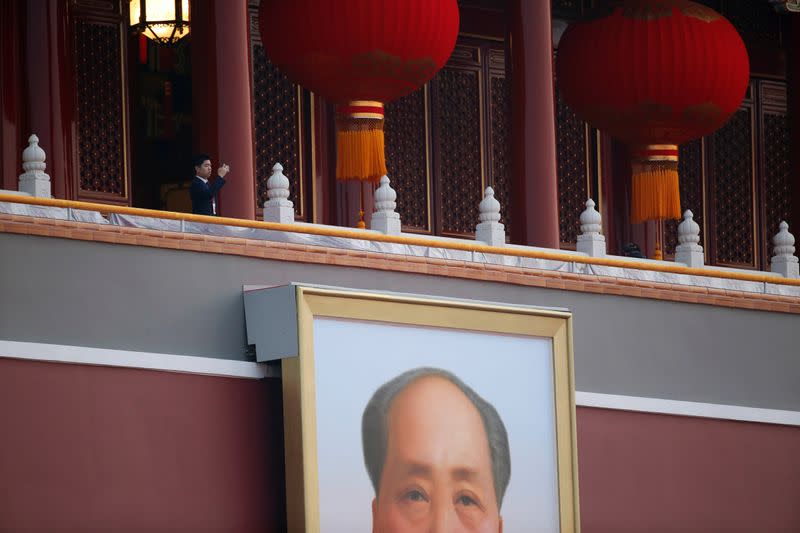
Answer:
[
  {"left": 598, "top": 133, "right": 621, "bottom": 254},
  {"left": 191, "top": 0, "right": 255, "bottom": 220},
  {"left": 608, "top": 140, "right": 634, "bottom": 255},
  {"left": 0, "top": 0, "right": 23, "bottom": 191},
  {"left": 23, "top": 0, "right": 73, "bottom": 199},
  {"left": 312, "top": 96, "right": 335, "bottom": 225},
  {"left": 508, "top": 0, "right": 560, "bottom": 248},
  {"left": 789, "top": 16, "right": 800, "bottom": 230},
  {"left": 190, "top": 0, "right": 217, "bottom": 171}
]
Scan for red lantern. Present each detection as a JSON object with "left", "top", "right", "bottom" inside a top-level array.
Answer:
[
  {"left": 259, "top": 0, "right": 458, "bottom": 225},
  {"left": 557, "top": 0, "right": 749, "bottom": 229}
]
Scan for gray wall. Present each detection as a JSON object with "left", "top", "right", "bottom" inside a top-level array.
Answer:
[{"left": 1, "top": 232, "right": 799, "bottom": 411}]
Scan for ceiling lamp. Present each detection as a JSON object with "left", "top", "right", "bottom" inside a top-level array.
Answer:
[{"left": 129, "top": 0, "right": 190, "bottom": 45}]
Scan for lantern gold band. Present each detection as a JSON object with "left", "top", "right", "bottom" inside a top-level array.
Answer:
[
  {"left": 348, "top": 113, "right": 385, "bottom": 120},
  {"left": 633, "top": 144, "right": 679, "bottom": 162},
  {"left": 337, "top": 100, "right": 385, "bottom": 120}
]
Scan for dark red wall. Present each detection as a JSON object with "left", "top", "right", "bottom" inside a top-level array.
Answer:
[
  {"left": 0, "top": 358, "right": 285, "bottom": 532},
  {"left": 577, "top": 406, "right": 800, "bottom": 533},
  {"left": 3, "top": 358, "right": 799, "bottom": 532}
]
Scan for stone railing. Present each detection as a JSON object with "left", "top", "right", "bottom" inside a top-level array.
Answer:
[
  {"left": 261, "top": 162, "right": 799, "bottom": 279},
  {"left": 3, "top": 137, "right": 798, "bottom": 281}
]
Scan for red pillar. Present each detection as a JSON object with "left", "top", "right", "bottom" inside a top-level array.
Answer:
[
  {"left": 598, "top": 133, "right": 621, "bottom": 254},
  {"left": 608, "top": 140, "right": 634, "bottom": 255},
  {"left": 23, "top": 0, "right": 73, "bottom": 199},
  {"left": 191, "top": 0, "right": 255, "bottom": 220},
  {"left": 789, "top": 16, "right": 800, "bottom": 230},
  {"left": 0, "top": 0, "right": 23, "bottom": 191},
  {"left": 508, "top": 0, "right": 560, "bottom": 248},
  {"left": 312, "top": 96, "right": 335, "bottom": 225}
]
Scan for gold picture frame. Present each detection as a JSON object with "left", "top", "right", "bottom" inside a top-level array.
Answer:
[{"left": 271, "top": 285, "right": 580, "bottom": 532}]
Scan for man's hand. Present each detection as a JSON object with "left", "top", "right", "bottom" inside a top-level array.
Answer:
[{"left": 218, "top": 163, "right": 230, "bottom": 177}]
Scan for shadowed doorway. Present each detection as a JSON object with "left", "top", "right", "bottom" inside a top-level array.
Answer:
[{"left": 129, "top": 34, "right": 194, "bottom": 212}]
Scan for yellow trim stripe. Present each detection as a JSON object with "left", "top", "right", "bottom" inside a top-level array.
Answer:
[{"left": 2, "top": 193, "right": 799, "bottom": 287}]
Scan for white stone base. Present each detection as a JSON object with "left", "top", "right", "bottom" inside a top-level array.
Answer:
[
  {"left": 371, "top": 211, "right": 401, "bottom": 235},
  {"left": 771, "top": 256, "right": 800, "bottom": 278},
  {"left": 263, "top": 203, "right": 294, "bottom": 224},
  {"left": 576, "top": 235, "right": 606, "bottom": 257},
  {"left": 476, "top": 222, "right": 505, "bottom": 247},
  {"left": 18, "top": 176, "right": 50, "bottom": 198},
  {"left": 675, "top": 246, "right": 705, "bottom": 268}
]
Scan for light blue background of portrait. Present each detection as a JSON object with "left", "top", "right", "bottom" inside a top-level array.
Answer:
[{"left": 313, "top": 317, "right": 560, "bottom": 533}]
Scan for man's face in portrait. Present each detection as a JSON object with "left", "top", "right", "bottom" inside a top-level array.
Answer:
[{"left": 372, "top": 376, "right": 503, "bottom": 533}]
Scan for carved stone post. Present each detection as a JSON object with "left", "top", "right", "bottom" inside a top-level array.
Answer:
[
  {"left": 576, "top": 198, "right": 606, "bottom": 257},
  {"left": 475, "top": 187, "right": 506, "bottom": 246},
  {"left": 263, "top": 163, "right": 294, "bottom": 224},
  {"left": 370, "top": 175, "right": 401, "bottom": 235},
  {"left": 771, "top": 221, "right": 799, "bottom": 278},
  {"left": 18, "top": 134, "right": 51, "bottom": 198},
  {"left": 675, "top": 210, "right": 705, "bottom": 268}
]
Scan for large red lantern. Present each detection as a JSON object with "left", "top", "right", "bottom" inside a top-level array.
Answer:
[
  {"left": 557, "top": 0, "right": 749, "bottom": 233},
  {"left": 259, "top": 0, "right": 459, "bottom": 226}
]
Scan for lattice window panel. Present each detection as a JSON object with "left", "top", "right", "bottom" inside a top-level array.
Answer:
[
  {"left": 435, "top": 66, "right": 483, "bottom": 236},
  {"left": 664, "top": 140, "right": 704, "bottom": 256},
  {"left": 385, "top": 88, "right": 430, "bottom": 232},
  {"left": 763, "top": 113, "right": 791, "bottom": 248},
  {"left": 249, "top": 9, "right": 304, "bottom": 219},
  {"left": 555, "top": 91, "right": 589, "bottom": 246},
  {"left": 711, "top": 108, "right": 755, "bottom": 267},
  {"left": 74, "top": 20, "right": 126, "bottom": 197},
  {"left": 489, "top": 74, "right": 512, "bottom": 236}
]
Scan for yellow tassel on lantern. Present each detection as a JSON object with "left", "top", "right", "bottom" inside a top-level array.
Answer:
[
  {"left": 336, "top": 128, "right": 386, "bottom": 183},
  {"left": 630, "top": 144, "right": 682, "bottom": 224},
  {"left": 335, "top": 100, "right": 387, "bottom": 183},
  {"left": 335, "top": 100, "right": 388, "bottom": 229}
]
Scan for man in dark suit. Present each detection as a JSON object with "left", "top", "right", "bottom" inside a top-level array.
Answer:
[{"left": 190, "top": 153, "right": 230, "bottom": 215}]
